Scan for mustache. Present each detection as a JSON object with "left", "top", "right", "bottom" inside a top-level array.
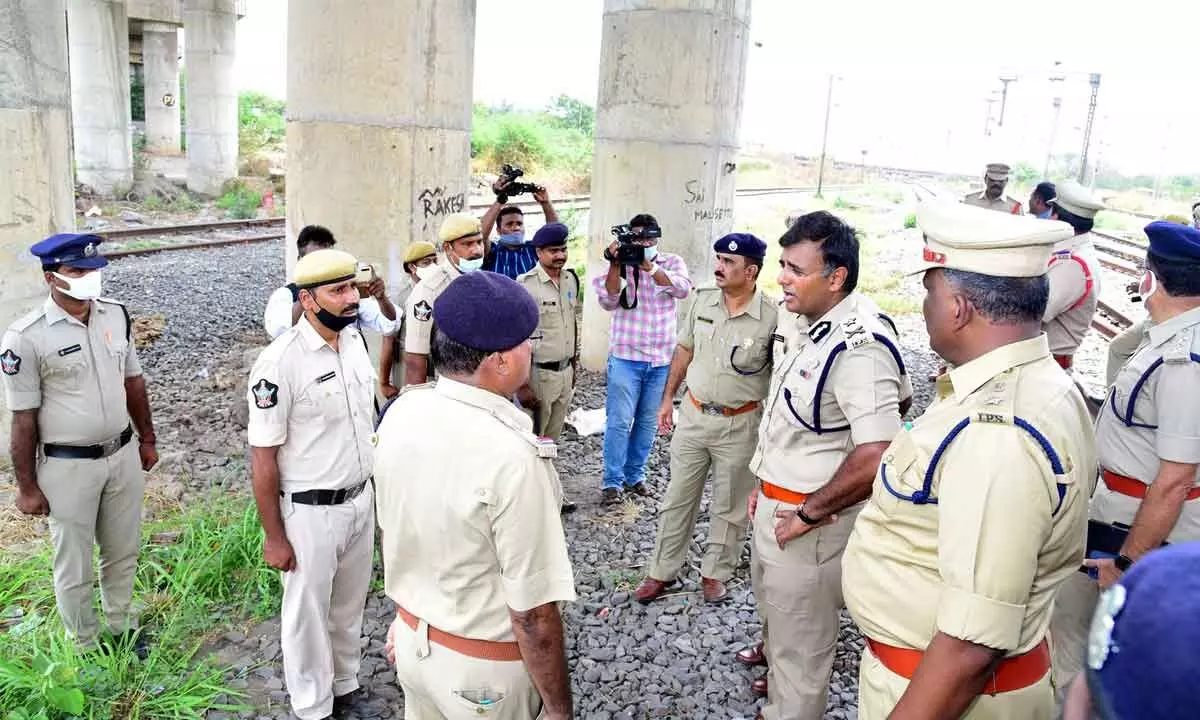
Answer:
[{"left": 342, "top": 303, "right": 360, "bottom": 315}]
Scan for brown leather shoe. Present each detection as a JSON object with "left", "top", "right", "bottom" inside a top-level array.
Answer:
[
  {"left": 633, "top": 577, "right": 678, "bottom": 604},
  {"left": 751, "top": 675, "right": 768, "bottom": 697},
  {"left": 735, "top": 642, "right": 767, "bottom": 667},
  {"left": 701, "top": 577, "right": 728, "bottom": 603}
]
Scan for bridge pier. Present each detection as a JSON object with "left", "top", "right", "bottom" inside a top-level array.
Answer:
[
  {"left": 184, "top": 0, "right": 239, "bottom": 196},
  {"left": 69, "top": 0, "right": 134, "bottom": 196}
]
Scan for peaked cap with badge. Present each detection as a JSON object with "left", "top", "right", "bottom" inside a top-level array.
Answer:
[
  {"left": 913, "top": 200, "right": 1074, "bottom": 277},
  {"left": 1144, "top": 220, "right": 1200, "bottom": 263},
  {"left": 438, "top": 214, "right": 482, "bottom": 244},
  {"left": 1051, "top": 180, "right": 1107, "bottom": 220},
  {"left": 30, "top": 233, "right": 109, "bottom": 269},
  {"left": 293, "top": 248, "right": 358, "bottom": 289},
  {"left": 402, "top": 241, "right": 437, "bottom": 266},
  {"left": 713, "top": 232, "right": 767, "bottom": 260}
]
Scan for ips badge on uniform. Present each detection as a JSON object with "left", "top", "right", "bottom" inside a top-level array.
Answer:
[
  {"left": 0, "top": 349, "right": 20, "bottom": 376},
  {"left": 252, "top": 378, "right": 279, "bottom": 409}
]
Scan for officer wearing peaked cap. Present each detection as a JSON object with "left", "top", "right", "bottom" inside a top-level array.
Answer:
[
  {"left": 1044, "top": 180, "right": 1106, "bottom": 370},
  {"left": 634, "top": 233, "right": 778, "bottom": 606},
  {"left": 843, "top": 201, "right": 1097, "bottom": 719},
  {"left": 377, "top": 271, "right": 576, "bottom": 720},
  {"left": 379, "top": 241, "right": 440, "bottom": 398},
  {"left": 964, "top": 162, "right": 1024, "bottom": 214},
  {"left": 1, "top": 233, "right": 158, "bottom": 653},
  {"left": 247, "top": 248, "right": 380, "bottom": 720},
  {"left": 1050, "top": 221, "right": 1200, "bottom": 699}
]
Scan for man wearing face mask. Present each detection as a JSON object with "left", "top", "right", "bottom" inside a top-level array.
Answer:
[
  {"left": 480, "top": 178, "right": 560, "bottom": 280},
  {"left": 379, "top": 241, "right": 438, "bottom": 399},
  {"left": 403, "top": 214, "right": 488, "bottom": 387},
  {"left": 1050, "top": 221, "right": 1200, "bottom": 702},
  {"left": 247, "top": 249, "right": 381, "bottom": 720},
  {"left": 1, "top": 233, "right": 158, "bottom": 654}
]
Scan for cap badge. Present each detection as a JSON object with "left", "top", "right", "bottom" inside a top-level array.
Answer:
[
  {"left": 83, "top": 243, "right": 97, "bottom": 258},
  {"left": 728, "top": 240, "right": 738, "bottom": 252},
  {"left": 923, "top": 246, "right": 947, "bottom": 265}
]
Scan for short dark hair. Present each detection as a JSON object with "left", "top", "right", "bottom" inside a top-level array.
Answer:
[
  {"left": 1032, "top": 182, "right": 1056, "bottom": 204},
  {"left": 778, "top": 210, "right": 860, "bottom": 293},
  {"left": 496, "top": 206, "right": 523, "bottom": 229},
  {"left": 629, "top": 213, "right": 659, "bottom": 229},
  {"left": 42, "top": 263, "right": 62, "bottom": 273},
  {"left": 1147, "top": 252, "right": 1200, "bottom": 297},
  {"left": 297, "top": 225, "right": 335, "bottom": 249},
  {"left": 432, "top": 329, "right": 489, "bottom": 376},
  {"left": 1051, "top": 205, "right": 1094, "bottom": 234},
  {"left": 943, "top": 269, "right": 1049, "bottom": 323}
]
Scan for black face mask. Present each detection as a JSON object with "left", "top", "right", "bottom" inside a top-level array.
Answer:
[{"left": 314, "top": 300, "right": 358, "bottom": 332}]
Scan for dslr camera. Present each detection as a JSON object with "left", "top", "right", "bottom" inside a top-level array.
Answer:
[
  {"left": 610, "top": 223, "right": 662, "bottom": 266},
  {"left": 497, "top": 164, "right": 542, "bottom": 198}
]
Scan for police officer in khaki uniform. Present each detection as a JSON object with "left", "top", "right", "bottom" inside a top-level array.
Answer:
[
  {"left": 964, "top": 163, "right": 1024, "bottom": 214},
  {"left": 403, "top": 214, "right": 487, "bottom": 386},
  {"left": 745, "top": 212, "right": 911, "bottom": 716},
  {"left": 1050, "top": 221, "right": 1200, "bottom": 697},
  {"left": 379, "top": 241, "right": 438, "bottom": 397},
  {"left": 632, "top": 233, "right": 777, "bottom": 606},
  {"left": 1, "top": 233, "right": 158, "bottom": 651},
  {"left": 376, "top": 271, "right": 576, "bottom": 720},
  {"left": 247, "top": 249, "right": 380, "bottom": 720},
  {"left": 1044, "top": 180, "right": 1105, "bottom": 370},
  {"left": 515, "top": 223, "right": 580, "bottom": 440},
  {"left": 842, "top": 201, "right": 1097, "bottom": 719}
]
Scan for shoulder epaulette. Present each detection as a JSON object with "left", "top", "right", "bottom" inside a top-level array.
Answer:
[{"left": 8, "top": 306, "right": 47, "bottom": 334}]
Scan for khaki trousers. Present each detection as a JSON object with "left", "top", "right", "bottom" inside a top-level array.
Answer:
[
  {"left": 280, "top": 485, "right": 376, "bottom": 720},
  {"left": 39, "top": 441, "right": 144, "bottom": 645},
  {"left": 528, "top": 365, "right": 574, "bottom": 440},
  {"left": 393, "top": 618, "right": 544, "bottom": 719},
  {"left": 647, "top": 401, "right": 759, "bottom": 582},
  {"left": 751, "top": 494, "right": 859, "bottom": 720},
  {"left": 858, "top": 643, "right": 1054, "bottom": 719}
]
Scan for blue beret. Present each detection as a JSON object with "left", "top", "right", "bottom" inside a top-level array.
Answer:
[
  {"left": 1144, "top": 221, "right": 1200, "bottom": 263},
  {"left": 1087, "top": 543, "right": 1200, "bottom": 719},
  {"left": 531, "top": 223, "right": 569, "bottom": 248},
  {"left": 713, "top": 232, "right": 766, "bottom": 260},
  {"left": 29, "top": 233, "right": 108, "bottom": 269},
  {"left": 433, "top": 271, "right": 538, "bottom": 352}
]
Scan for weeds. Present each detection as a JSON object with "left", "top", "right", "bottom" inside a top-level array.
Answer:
[{"left": 216, "top": 181, "right": 262, "bottom": 220}]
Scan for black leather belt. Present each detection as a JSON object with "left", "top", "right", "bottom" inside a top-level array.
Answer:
[
  {"left": 284, "top": 480, "right": 367, "bottom": 506},
  {"left": 535, "top": 358, "right": 572, "bottom": 371},
  {"left": 43, "top": 426, "right": 133, "bottom": 460}
]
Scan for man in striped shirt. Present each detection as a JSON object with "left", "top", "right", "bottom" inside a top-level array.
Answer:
[
  {"left": 593, "top": 213, "right": 692, "bottom": 504},
  {"left": 481, "top": 179, "right": 560, "bottom": 279}
]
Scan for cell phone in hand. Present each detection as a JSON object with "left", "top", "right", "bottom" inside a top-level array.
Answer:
[{"left": 355, "top": 263, "right": 376, "bottom": 287}]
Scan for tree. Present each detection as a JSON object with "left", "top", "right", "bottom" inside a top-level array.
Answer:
[{"left": 546, "top": 95, "right": 595, "bottom": 136}]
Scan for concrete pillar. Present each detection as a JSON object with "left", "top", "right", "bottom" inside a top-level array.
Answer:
[
  {"left": 581, "top": 0, "right": 752, "bottom": 369},
  {"left": 142, "top": 22, "right": 181, "bottom": 154},
  {"left": 286, "top": 0, "right": 476, "bottom": 284},
  {"left": 68, "top": 0, "right": 133, "bottom": 196},
  {"left": 184, "top": 0, "right": 238, "bottom": 196},
  {"left": 0, "top": 0, "right": 75, "bottom": 450}
]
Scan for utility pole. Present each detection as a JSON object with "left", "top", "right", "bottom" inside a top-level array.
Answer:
[
  {"left": 1043, "top": 63, "right": 1065, "bottom": 178},
  {"left": 998, "top": 74, "right": 1018, "bottom": 126},
  {"left": 860, "top": 149, "right": 868, "bottom": 183},
  {"left": 1078, "top": 73, "right": 1101, "bottom": 184},
  {"left": 816, "top": 74, "right": 835, "bottom": 198},
  {"left": 983, "top": 96, "right": 998, "bottom": 136}
]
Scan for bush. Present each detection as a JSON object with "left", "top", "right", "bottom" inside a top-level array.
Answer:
[
  {"left": 216, "top": 180, "right": 262, "bottom": 219},
  {"left": 903, "top": 212, "right": 917, "bottom": 229},
  {"left": 471, "top": 99, "right": 594, "bottom": 179},
  {"left": 238, "top": 92, "right": 286, "bottom": 157}
]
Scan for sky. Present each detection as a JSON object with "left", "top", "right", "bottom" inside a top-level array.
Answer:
[{"left": 232, "top": 0, "right": 1200, "bottom": 176}]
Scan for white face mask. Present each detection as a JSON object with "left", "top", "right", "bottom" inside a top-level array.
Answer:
[
  {"left": 458, "top": 256, "right": 485, "bottom": 273},
  {"left": 644, "top": 245, "right": 659, "bottom": 263},
  {"left": 415, "top": 264, "right": 438, "bottom": 282},
  {"left": 52, "top": 270, "right": 102, "bottom": 300}
]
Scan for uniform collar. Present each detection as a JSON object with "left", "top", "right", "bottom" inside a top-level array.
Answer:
[
  {"left": 948, "top": 334, "right": 1050, "bottom": 397},
  {"left": 441, "top": 256, "right": 462, "bottom": 276},
  {"left": 297, "top": 314, "right": 358, "bottom": 351},
  {"left": 1148, "top": 305, "right": 1200, "bottom": 347},
  {"left": 803, "top": 292, "right": 856, "bottom": 342},
  {"left": 436, "top": 376, "right": 534, "bottom": 431},
  {"left": 535, "top": 263, "right": 558, "bottom": 284},
  {"left": 43, "top": 294, "right": 97, "bottom": 326},
  {"left": 704, "top": 286, "right": 765, "bottom": 320}
]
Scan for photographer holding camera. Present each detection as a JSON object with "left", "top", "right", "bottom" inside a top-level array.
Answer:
[
  {"left": 480, "top": 165, "right": 560, "bottom": 280},
  {"left": 592, "top": 213, "right": 692, "bottom": 504}
]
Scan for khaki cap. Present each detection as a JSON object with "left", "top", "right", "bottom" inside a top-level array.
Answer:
[
  {"left": 1051, "top": 180, "right": 1106, "bottom": 219},
  {"left": 912, "top": 200, "right": 1073, "bottom": 277},
  {"left": 438, "top": 214, "right": 482, "bottom": 243},
  {"left": 984, "top": 163, "right": 1011, "bottom": 179},
  {"left": 295, "top": 248, "right": 358, "bottom": 288},
  {"left": 402, "top": 241, "right": 437, "bottom": 265}
]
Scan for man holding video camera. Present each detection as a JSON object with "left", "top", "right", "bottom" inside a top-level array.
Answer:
[
  {"left": 592, "top": 213, "right": 692, "bottom": 505},
  {"left": 480, "top": 164, "right": 560, "bottom": 280}
]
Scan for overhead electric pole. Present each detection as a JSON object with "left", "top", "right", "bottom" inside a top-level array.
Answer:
[
  {"left": 998, "top": 74, "right": 1017, "bottom": 127},
  {"left": 816, "top": 74, "right": 835, "bottom": 198},
  {"left": 1078, "top": 73, "right": 1101, "bottom": 184}
]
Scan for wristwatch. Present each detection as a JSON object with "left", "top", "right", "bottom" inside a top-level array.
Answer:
[
  {"left": 796, "top": 503, "right": 822, "bottom": 526},
  {"left": 1114, "top": 554, "right": 1134, "bottom": 572}
]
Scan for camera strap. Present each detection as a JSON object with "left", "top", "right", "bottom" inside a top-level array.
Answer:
[{"left": 618, "top": 265, "right": 640, "bottom": 310}]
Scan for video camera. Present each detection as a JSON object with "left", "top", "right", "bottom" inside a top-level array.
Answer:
[
  {"left": 497, "top": 164, "right": 542, "bottom": 198},
  {"left": 610, "top": 223, "right": 662, "bottom": 266}
]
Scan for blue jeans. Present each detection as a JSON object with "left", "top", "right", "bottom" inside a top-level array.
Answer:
[{"left": 603, "top": 357, "right": 670, "bottom": 490}]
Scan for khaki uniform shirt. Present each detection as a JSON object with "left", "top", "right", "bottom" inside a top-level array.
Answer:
[
  {"left": 246, "top": 316, "right": 376, "bottom": 494},
  {"left": 517, "top": 265, "right": 580, "bottom": 364},
  {"left": 1093, "top": 307, "right": 1200, "bottom": 542},
  {"left": 1044, "top": 234, "right": 1101, "bottom": 356},
  {"left": 678, "top": 286, "right": 778, "bottom": 407},
  {"left": 1, "top": 296, "right": 141, "bottom": 445},
  {"left": 373, "top": 378, "right": 577, "bottom": 641},
  {"left": 963, "top": 191, "right": 1023, "bottom": 214},
  {"left": 403, "top": 258, "right": 461, "bottom": 356},
  {"left": 843, "top": 335, "right": 1097, "bottom": 655},
  {"left": 748, "top": 292, "right": 912, "bottom": 493}
]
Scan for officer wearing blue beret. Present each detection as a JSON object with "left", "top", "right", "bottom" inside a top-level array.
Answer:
[
  {"left": 1052, "top": 220, "right": 1200, "bottom": 695},
  {"left": 375, "top": 271, "right": 576, "bottom": 720},
  {"left": 634, "top": 232, "right": 779, "bottom": 606},
  {"left": 0, "top": 233, "right": 157, "bottom": 654}
]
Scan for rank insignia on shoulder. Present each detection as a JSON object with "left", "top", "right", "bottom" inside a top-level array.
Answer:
[
  {"left": 0, "top": 349, "right": 20, "bottom": 376},
  {"left": 252, "top": 378, "right": 280, "bottom": 409},
  {"left": 842, "top": 316, "right": 871, "bottom": 349},
  {"left": 414, "top": 300, "right": 433, "bottom": 322},
  {"left": 534, "top": 436, "right": 558, "bottom": 459}
]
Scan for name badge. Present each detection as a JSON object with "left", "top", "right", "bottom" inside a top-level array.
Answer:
[
  {"left": 57, "top": 344, "right": 82, "bottom": 357},
  {"left": 316, "top": 371, "right": 336, "bottom": 383}
]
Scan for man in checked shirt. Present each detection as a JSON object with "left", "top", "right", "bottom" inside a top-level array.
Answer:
[{"left": 593, "top": 213, "right": 692, "bottom": 504}]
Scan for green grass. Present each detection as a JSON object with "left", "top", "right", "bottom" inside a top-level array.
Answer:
[
  {"left": 0, "top": 493, "right": 280, "bottom": 718},
  {"left": 215, "top": 181, "right": 262, "bottom": 220}
]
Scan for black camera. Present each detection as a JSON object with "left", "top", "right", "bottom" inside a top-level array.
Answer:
[
  {"left": 497, "top": 164, "right": 541, "bottom": 198},
  {"left": 610, "top": 224, "right": 662, "bottom": 265}
]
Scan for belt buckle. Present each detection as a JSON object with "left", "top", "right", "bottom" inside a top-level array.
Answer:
[
  {"left": 701, "top": 403, "right": 724, "bottom": 417},
  {"left": 100, "top": 436, "right": 120, "bottom": 457}
]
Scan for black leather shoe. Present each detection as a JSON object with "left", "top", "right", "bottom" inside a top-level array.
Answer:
[
  {"left": 626, "top": 482, "right": 650, "bottom": 497},
  {"left": 601, "top": 487, "right": 622, "bottom": 505},
  {"left": 333, "top": 688, "right": 384, "bottom": 719},
  {"left": 560, "top": 500, "right": 578, "bottom": 514}
]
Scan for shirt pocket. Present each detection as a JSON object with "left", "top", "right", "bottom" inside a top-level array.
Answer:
[
  {"left": 729, "top": 335, "right": 771, "bottom": 375},
  {"left": 297, "top": 375, "right": 348, "bottom": 420},
  {"left": 779, "top": 354, "right": 822, "bottom": 430},
  {"left": 42, "top": 352, "right": 88, "bottom": 394},
  {"left": 693, "top": 318, "right": 716, "bottom": 354},
  {"left": 539, "top": 299, "right": 563, "bottom": 330},
  {"left": 105, "top": 334, "right": 130, "bottom": 376}
]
